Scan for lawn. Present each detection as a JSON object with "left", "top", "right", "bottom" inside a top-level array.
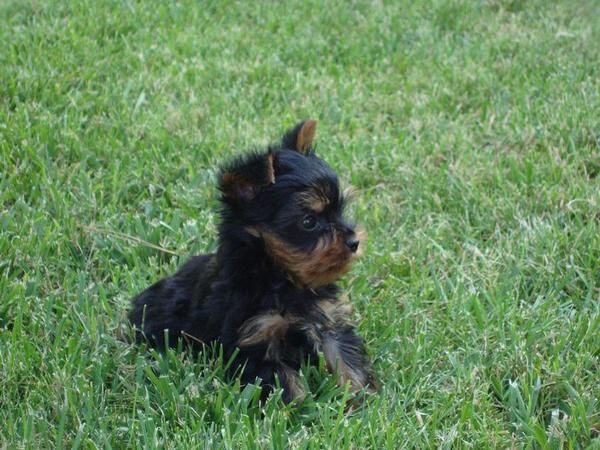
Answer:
[{"left": 1, "top": 0, "right": 599, "bottom": 448}]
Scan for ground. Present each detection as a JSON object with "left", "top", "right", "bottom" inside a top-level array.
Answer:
[{"left": 1, "top": 0, "right": 599, "bottom": 448}]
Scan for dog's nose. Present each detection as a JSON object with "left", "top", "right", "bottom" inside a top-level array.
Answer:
[{"left": 345, "top": 238, "right": 359, "bottom": 253}]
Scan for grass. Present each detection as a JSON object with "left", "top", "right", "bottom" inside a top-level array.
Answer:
[{"left": 1, "top": 0, "right": 599, "bottom": 448}]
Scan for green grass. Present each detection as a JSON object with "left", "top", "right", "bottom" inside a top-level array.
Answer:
[{"left": 1, "top": 0, "right": 599, "bottom": 448}]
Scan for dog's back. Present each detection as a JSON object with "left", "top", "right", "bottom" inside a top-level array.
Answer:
[{"left": 129, "top": 254, "right": 218, "bottom": 350}]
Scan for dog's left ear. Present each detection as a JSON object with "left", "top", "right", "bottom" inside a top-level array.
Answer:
[
  {"left": 220, "top": 152, "right": 275, "bottom": 202},
  {"left": 281, "top": 119, "right": 317, "bottom": 154}
]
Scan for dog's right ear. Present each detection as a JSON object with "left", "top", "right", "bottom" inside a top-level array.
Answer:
[
  {"left": 281, "top": 119, "right": 317, "bottom": 154},
  {"left": 220, "top": 152, "right": 275, "bottom": 202}
]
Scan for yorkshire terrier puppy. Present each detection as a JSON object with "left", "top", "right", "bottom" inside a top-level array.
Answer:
[{"left": 129, "top": 120, "right": 377, "bottom": 403}]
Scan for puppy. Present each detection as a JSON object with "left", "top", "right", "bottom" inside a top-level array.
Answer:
[{"left": 129, "top": 120, "right": 377, "bottom": 402}]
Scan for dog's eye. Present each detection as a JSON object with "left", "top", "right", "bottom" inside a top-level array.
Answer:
[{"left": 302, "top": 214, "right": 318, "bottom": 230}]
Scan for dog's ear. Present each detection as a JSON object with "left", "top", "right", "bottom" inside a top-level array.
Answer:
[
  {"left": 281, "top": 119, "right": 317, "bottom": 154},
  {"left": 220, "top": 152, "right": 275, "bottom": 202}
]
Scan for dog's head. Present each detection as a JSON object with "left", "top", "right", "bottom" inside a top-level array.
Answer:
[{"left": 219, "top": 120, "right": 363, "bottom": 288}]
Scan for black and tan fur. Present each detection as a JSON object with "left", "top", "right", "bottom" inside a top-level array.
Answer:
[{"left": 129, "top": 120, "right": 377, "bottom": 402}]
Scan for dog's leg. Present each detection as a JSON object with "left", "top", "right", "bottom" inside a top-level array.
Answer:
[
  {"left": 320, "top": 327, "right": 377, "bottom": 393},
  {"left": 308, "top": 298, "right": 378, "bottom": 394},
  {"left": 235, "top": 355, "right": 305, "bottom": 403},
  {"left": 275, "top": 363, "right": 306, "bottom": 403},
  {"left": 235, "top": 311, "right": 305, "bottom": 403}
]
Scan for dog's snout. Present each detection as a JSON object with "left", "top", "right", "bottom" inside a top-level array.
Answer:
[{"left": 345, "top": 238, "right": 359, "bottom": 253}]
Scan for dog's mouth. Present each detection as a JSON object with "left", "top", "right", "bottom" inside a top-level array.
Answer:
[
  {"left": 263, "top": 229, "right": 364, "bottom": 288},
  {"left": 307, "top": 252, "right": 355, "bottom": 287}
]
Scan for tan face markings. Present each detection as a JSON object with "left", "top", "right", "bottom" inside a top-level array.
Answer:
[
  {"left": 262, "top": 230, "right": 356, "bottom": 288},
  {"left": 297, "top": 188, "right": 331, "bottom": 213},
  {"left": 238, "top": 312, "right": 289, "bottom": 347}
]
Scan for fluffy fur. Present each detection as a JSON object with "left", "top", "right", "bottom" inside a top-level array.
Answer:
[{"left": 129, "top": 120, "right": 377, "bottom": 402}]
